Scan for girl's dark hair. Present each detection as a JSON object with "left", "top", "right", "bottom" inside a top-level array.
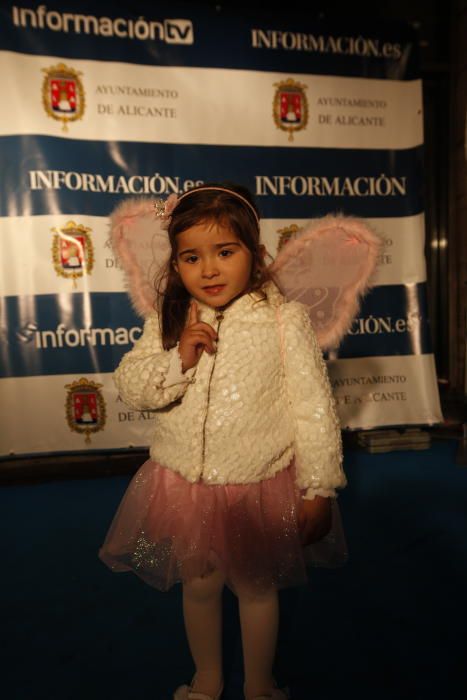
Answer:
[{"left": 156, "top": 182, "right": 270, "bottom": 349}]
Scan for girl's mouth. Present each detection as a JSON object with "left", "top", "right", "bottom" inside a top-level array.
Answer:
[{"left": 203, "top": 285, "right": 226, "bottom": 295}]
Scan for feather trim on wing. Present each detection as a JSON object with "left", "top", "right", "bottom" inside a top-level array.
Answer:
[
  {"left": 270, "top": 214, "right": 381, "bottom": 350},
  {"left": 109, "top": 197, "right": 171, "bottom": 317}
]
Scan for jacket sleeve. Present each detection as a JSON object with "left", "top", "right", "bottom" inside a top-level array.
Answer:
[
  {"left": 114, "top": 314, "right": 196, "bottom": 410},
  {"left": 281, "top": 302, "right": 346, "bottom": 500}
]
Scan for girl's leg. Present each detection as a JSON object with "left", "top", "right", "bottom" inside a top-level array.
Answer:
[
  {"left": 182, "top": 569, "right": 225, "bottom": 697},
  {"left": 237, "top": 586, "right": 279, "bottom": 700}
]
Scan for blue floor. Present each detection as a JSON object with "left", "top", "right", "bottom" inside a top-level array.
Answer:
[{"left": 1, "top": 440, "right": 466, "bottom": 699}]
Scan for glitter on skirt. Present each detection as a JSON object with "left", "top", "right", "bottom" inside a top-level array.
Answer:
[{"left": 99, "top": 459, "right": 348, "bottom": 594}]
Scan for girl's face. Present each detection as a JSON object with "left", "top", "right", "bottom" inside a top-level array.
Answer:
[{"left": 174, "top": 219, "right": 253, "bottom": 308}]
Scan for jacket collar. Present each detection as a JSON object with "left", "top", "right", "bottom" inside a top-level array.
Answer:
[{"left": 196, "top": 281, "right": 283, "bottom": 321}]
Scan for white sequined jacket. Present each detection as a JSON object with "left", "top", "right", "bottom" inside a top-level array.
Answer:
[{"left": 114, "top": 284, "right": 346, "bottom": 500}]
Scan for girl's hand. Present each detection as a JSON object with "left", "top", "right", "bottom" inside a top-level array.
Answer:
[
  {"left": 178, "top": 301, "right": 218, "bottom": 372},
  {"left": 297, "top": 496, "right": 332, "bottom": 546}
]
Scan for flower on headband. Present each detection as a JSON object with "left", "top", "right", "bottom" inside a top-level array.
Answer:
[{"left": 154, "top": 193, "right": 179, "bottom": 230}]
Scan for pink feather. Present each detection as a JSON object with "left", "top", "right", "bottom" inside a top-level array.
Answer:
[
  {"left": 109, "top": 197, "right": 171, "bottom": 317},
  {"left": 270, "top": 214, "right": 381, "bottom": 350}
]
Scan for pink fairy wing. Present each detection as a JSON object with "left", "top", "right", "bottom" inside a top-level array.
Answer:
[
  {"left": 109, "top": 197, "right": 171, "bottom": 317},
  {"left": 270, "top": 215, "right": 381, "bottom": 350}
]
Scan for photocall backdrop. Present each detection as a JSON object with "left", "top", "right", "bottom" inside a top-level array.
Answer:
[{"left": 0, "top": 1, "right": 442, "bottom": 457}]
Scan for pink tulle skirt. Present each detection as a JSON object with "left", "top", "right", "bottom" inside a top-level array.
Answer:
[{"left": 99, "top": 460, "right": 347, "bottom": 594}]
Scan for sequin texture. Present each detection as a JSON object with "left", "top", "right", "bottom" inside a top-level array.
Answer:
[
  {"left": 113, "top": 283, "right": 345, "bottom": 499},
  {"left": 102, "top": 283, "right": 348, "bottom": 591}
]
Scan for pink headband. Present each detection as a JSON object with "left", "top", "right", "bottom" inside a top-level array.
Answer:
[
  {"left": 178, "top": 186, "right": 260, "bottom": 225},
  {"left": 154, "top": 186, "right": 260, "bottom": 229}
]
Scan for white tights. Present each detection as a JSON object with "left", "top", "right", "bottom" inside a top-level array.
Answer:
[{"left": 182, "top": 570, "right": 279, "bottom": 699}]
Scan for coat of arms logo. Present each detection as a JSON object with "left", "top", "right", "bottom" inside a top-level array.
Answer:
[
  {"left": 41, "top": 63, "right": 85, "bottom": 132},
  {"left": 273, "top": 78, "right": 308, "bottom": 142},
  {"left": 65, "top": 378, "right": 106, "bottom": 443},
  {"left": 51, "top": 221, "right": 94, "bottom": 287}
]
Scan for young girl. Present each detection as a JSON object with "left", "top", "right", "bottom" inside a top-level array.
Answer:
[{"left": 99, "top": 183, "right": 346, "bottom": 700}]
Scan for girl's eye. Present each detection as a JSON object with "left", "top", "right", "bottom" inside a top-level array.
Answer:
[
  {"left": 219, "top": 249, "right": 233, "bottom": 258},
  {"left": 184, "top": 255, "right": 198, "bottom": 264}
]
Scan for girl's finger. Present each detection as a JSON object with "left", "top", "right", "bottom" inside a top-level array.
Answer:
[
  {"left": 188, "top": 300, "right": 199, "bottom": 326},
  {"left": 190, "top": 321, "right": 218, "bottom": 339}
]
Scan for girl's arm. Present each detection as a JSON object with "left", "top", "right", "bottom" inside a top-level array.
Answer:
[
  {"left": 281, "top": 302, "right": 346, "bottom": 500},
  {"left": 114, "top": 314, "right": 196, "bottom": 410}
]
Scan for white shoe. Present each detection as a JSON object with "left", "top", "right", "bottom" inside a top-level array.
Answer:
[{"left": 173, "top": 681, "right": 223, "bottom": 700}]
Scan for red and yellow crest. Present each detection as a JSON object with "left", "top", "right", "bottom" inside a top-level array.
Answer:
[
  {"left": 65, "top": 378, "right": 106, "bottom": 444},
  {"left": 273, "top": 78, "right": 308, "bottom": 142},
  {"left": 52, "top": 221, "right": 94, "bottom": 287},
  {"left": 41, "top": 63, "right": 85, "bottom": 132},
  {"left": 276, "top": 223, "right": 303, "bottom": 253}
]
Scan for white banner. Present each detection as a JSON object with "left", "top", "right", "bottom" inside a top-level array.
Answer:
[
  {"left": 0, "top": 50, "right": 423, "bottom": 149},
  {"left": 328, "top": 354, "right": 442, "bottom": 428},
  {"left": 0, "top": 212, "right": 426, "bottom": 298}
]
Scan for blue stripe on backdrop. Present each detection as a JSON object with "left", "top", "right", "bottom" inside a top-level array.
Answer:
[
  {"left": 0, "top": 283, "right": 432, "bottom": 379},
  {"left": 0, "top": 136, "right": 424, "bottom": 219},
  {"left": 0, "top": 292, "right": 140, "bottom": 379},
  {"left": 334, "top": 283, "right": 433, "bottom": 359},
  {"left": 0, "top": 1, "right": 419, "bottom": 79}
]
